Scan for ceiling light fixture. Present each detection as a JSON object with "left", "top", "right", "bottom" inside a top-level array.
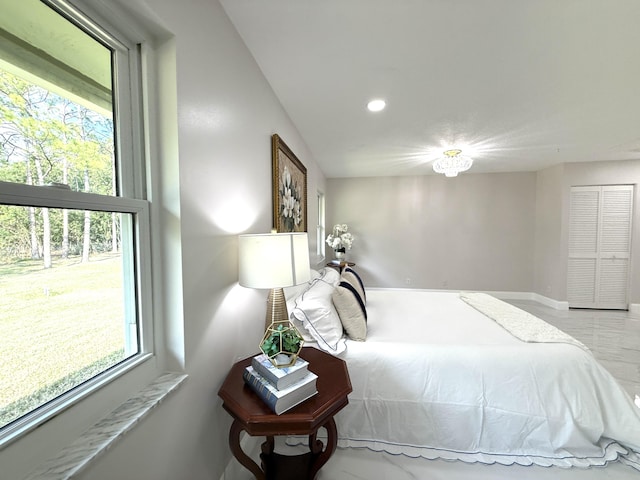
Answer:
[
  {"left": 367, "top": 99, "right": 386, "bottom": 112},
  {"left": 432, "top": 149, "right": 473, "bottom": 177}
]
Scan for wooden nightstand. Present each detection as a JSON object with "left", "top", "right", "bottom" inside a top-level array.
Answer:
[
  {"left": 218, "top": 347, "right": 352, "bottom": 480},
  {"left": 326, "top": 261, "right": 355, "bottom": 271}
]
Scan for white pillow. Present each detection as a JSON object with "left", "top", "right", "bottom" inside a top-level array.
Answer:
[
  {"left": 289, "top": 271, "right": 346, "bottom": 354},
  {"left": 284, "top": 282, "right": 310, "bottom": 302},
  {"left": 318, "top": 266, "right": 340, "bottom": 287},
  {"left": 283, "top": 269, "right": 322, "bottom": 301}
]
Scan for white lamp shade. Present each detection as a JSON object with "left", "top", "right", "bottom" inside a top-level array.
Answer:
[{"left": 238, "top": 232, "right": 311, "bottom": 289}]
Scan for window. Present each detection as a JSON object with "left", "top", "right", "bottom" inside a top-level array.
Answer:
[
  {"left": 317, "top": 191, "right": 326, "bottom": 258},
  {"left": 0, "top": 0, "right": 152, "bottom": 443}
]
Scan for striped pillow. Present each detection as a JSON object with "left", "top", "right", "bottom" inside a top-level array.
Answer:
[
  {"left": 332, "top": 280, "right": 367, "bottom": 341},
  {"left": 342, "top": 267, "right": 366, "bottom": 303}
]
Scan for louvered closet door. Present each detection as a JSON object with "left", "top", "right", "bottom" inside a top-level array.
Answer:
[{"left": 567, "top": 185, "right": 633, "bottom": 309}]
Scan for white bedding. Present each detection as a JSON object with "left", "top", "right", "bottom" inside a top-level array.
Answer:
[{"left": 299, "top": 288, "right": 640, "bottom": 470}]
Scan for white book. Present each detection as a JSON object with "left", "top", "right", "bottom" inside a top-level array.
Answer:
[{"left": 251, "top": 353, "right": 310, "bottom": 390}]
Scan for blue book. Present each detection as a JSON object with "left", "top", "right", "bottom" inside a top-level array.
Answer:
[
  {"left": 251, "top": 353, "right": 309, "bottom": 390},
  {"left": 243, "top": 366, "right": 317, "bottom": 415}
]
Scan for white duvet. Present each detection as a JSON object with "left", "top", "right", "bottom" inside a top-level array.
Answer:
[{"left": 326, "top": 289, "right": 640, "bottom": 470}]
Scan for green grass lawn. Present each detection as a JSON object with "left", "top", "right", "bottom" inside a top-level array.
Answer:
[{"left": 0, "top": 254, "right": 128, "bottom": 426}]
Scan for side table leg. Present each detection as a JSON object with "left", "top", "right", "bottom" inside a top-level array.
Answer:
[
  {"left": 309, "top": 417, "right": 338, "bottom": 480},
  {"left": 260, "top": 436, "right": 275, "bottom": 472},
  {"left": 228, "top": 419, "right": 265, "bottom": 480},
  {"left": 308, "top": 431, "right": 322, "bottom": 456}
]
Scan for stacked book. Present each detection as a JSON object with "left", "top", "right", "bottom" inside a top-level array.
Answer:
[{"left": 243, "top": 353, "right": 318, "bottom": 415}]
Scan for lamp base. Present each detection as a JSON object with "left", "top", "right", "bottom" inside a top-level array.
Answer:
[{"left": 265, "top": 287, "right": 289, "bottom": 330}]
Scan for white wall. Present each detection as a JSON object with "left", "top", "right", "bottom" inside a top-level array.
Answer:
[
  {"left": 326, "top": 160, "right": 639, "bottom": 306},
  {"left": 533, "top": 164, "right": 565, "bottom": 301},
  {"left": 326, "top": 173, "right": 537, "bottom": 292},
  {"left": 61, "top": 1, "right": 324, "bottom": 479},
  {"left": 534, "top": 160, "right": 640, "bottom": 304}
]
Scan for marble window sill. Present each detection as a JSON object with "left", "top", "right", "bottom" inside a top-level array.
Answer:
[{"left": 24, "top": 372, "right": 188, "bottom": 480}]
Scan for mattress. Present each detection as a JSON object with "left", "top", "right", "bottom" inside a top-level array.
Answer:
[{"left": 297, "top": 288, "right": 640, "bottom": 470}]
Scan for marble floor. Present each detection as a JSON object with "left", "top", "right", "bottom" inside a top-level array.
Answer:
[
  {"left": 510, "top": 300, "right": 640, "bottom": 402},
  {"left": 223, "top": 301, "right": 640, "bottom": 480}
]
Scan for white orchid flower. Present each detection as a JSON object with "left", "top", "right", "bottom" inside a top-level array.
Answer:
[
  {"left": 325, "top": 224, "right": 355, "bottom": 251},
  {"left": 282, "top": 166, "right": 292, "bottom": 189},
  {"left": 282, "top": 187, "right": 295, "bottom": 218}
]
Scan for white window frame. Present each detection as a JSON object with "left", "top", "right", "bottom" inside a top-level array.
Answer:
[
  {"left": 317, "top": 190, "right": 326, "bottom": 258},
  {"left": 0, "top": 0, "right": 160, "bottom": 450}
]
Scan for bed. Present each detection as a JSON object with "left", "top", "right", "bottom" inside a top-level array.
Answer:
[{"left": 285, "top": 267, "right": 640, "bottom": 471}]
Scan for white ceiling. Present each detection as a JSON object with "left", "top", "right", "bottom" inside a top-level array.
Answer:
[{"left": 219, "top": 0, "right": 640, "bottom": 178}]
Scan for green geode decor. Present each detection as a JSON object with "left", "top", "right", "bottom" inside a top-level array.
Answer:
[{"left": 260, "top": 322, "right": 304, "bottom": 368}]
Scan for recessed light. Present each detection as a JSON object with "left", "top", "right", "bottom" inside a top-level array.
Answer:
[{"left": 367, "top": 99, "right": 386, "bottom": 112}]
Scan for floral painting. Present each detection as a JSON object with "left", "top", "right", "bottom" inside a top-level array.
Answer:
[{"left": 272, "top": 134, "right": 307, "bottom": 232}]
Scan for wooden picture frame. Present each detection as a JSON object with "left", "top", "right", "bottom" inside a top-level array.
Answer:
[{"left": 272, "top": 134, "right": 307, "bottom": 232}]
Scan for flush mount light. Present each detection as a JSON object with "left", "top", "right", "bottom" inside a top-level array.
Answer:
[
  {"left": 432, "top": 149, "right": 473, "bottom": 177},
  {"left": 367, "top": 99, "right": 386, "bottom": 112}
]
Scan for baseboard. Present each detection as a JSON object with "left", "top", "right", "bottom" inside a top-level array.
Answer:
[
  {"left": 479, "top": 291, "right": 569, "bottom": 310},
  {"left": 531, "top": 293, "right": 569, "bottom": 310}
]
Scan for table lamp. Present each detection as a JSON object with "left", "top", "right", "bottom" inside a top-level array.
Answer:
[{"left": 238, "top": 232, "right": 311, "bottom": 367}]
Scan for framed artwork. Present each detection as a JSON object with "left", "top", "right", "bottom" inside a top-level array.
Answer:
[{"left": 272, "top": 134, "right": 307, "bottom": 232}]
